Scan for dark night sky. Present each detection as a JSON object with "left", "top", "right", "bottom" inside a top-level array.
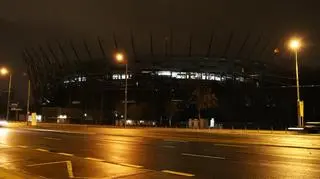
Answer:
[{"left": 0, "top": 0, "right": 319, "bottom": 102}]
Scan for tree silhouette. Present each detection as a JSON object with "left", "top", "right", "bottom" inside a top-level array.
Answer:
[
  {"left": 191, "top": 87, "right": 218, "bottom": 120},
  {"left": 165, "top": 101, "right": 179, "bottom": 127}
]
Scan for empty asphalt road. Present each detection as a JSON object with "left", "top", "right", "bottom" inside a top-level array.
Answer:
[{"left": 0, "top": 127, "right": 320, "bottom": 178}]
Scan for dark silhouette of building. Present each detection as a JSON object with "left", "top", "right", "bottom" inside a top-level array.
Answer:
[{"left": 22, "top": 31, "right": 313, "bottom": 128}]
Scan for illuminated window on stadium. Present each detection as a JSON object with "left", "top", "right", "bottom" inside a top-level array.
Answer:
[
  {"left": 63, "top": 71, "right": 243, "bottom": 84},
  {"left": 112, "top": 74, "right": 132, "bottom": 80},
  {"left": 63, "top": 76, "right": 87, "bottom": 84},
  {"left": 156, "top": 71, "right": 225, "bottom": 81}
]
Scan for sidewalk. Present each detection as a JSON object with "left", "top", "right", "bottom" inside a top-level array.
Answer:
[
  {"left": 6, "top": 121, "right": 300, "bottom": 136},
  {"left": 13, "top": 122, "right": 298, "bottom": 135}
]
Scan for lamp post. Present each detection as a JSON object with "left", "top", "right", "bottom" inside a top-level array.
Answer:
[
  {"left": 115, "top": 52, "right": 128, "bottom": 125},
  {"left": 289, "top": 38, "right": 303, "bottom": 127},
  {"left": 26, "top": 80, "right": 31, "bottom": 121},
  {"left": 0, "top": 67, "right": 12, "bottom": 121}
]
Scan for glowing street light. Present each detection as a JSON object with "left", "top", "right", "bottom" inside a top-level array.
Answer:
[
  {"left": 0, "top": 67, "right": 11, "bottom": 121},
  {"left": 114, "top": 52, "right": 128, "bottom": 126},
  {"left": 289, "top": 39, "right": 301, "bottom": 51},
  {"left": 1, "top": 68, "right": 31, "bottom": 123},
  {"left": 0, "top": 67, "right": 9, "bottom": 76},
  {"left": 288, "top": 37, "right": 303, "bottom": 127},
  {"left": 115, "top": 52, "right": 125, "bottom": 63}
]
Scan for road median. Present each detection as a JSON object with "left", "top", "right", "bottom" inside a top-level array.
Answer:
[{"left": 8, "top": 122, "right": 299, "bottom": 135}]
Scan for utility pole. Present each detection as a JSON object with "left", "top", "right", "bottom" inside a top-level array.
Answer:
[
  {"left": 26, "top": 80, "right": 31, "bottom": 123},
  {"left": 124, "top": 63, "right": 128, "bottom": 125},
  {"left": 6, "top": 74, "right": 12, "bottom": 121}
]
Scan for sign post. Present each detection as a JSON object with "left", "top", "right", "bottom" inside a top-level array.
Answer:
[
  {"left": 299, "top": 101, "right": 304, "bottom": 127},
  {"left": 31, "top": 113, "right": 37, "bottom": 126}
]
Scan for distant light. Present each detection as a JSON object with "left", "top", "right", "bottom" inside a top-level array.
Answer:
[
  {"left": 215, "top": 76, "right": 222, "bottom": 81},
  {"left": 36, "top": 115, "right": 42, "bottom": 122},
  {"left": 115, "top": 52, "right": 124, "bottom": 63},
  {"left": 288, "top": 127, "right": 304, "bottom": 131},
  {"left": 57, "top": 115, "right": 67, "bottom": 119},
  {"left": 141, "top": 71, "right": 151, "bottom": 74},
  {"left": 120, "top": 115, "right": 124, "bottom": 118},
  {"left": 273, "top": 48, "right": 279, "bottom": 54},
  {"left": 72, "top": 101, "right": 81, "bottom": 105},
  {"left": 0, "top": 120, "right": 8, "bottom": 127},
  {"left": 306, "top": 122, "right": 320, "bottom": 125},
  {"left": 157, "top": 71, "right": 171, "bottom": 76},
  {"left": 289, "top": 38, "right": 301, "bottom": 51},
  {"left": 210, "top": 118, "right": 215, "bottom": 128},
  {"left": 84, "top": 113, "right": 87, "bottom": 117},
  {"left": 0, "top": 128, "right": 9, "bottom": 139},
  {"left": 126, "top": 120, "right": 133, "bottom": 125},
  {"left": 0, "top": 67, "right": 9, "bottom": 76}
]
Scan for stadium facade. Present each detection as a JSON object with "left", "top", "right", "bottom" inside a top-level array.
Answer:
[{"left": 22, "top": 31, "right": 303, "bottom": 128}]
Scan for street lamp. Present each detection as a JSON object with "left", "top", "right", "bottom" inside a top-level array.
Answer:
[
  {"left": 0, "top": 67, "right": 12, "bottom": 121},
  {"left": 26, "top": 79, "right": 31, "bottom": 122},
  {"left": 115, "top": 53, "right": 124, "bottom": 63},
  {"left": 115, "top": 52, "right": 128, "bottom": 125},
  {"left": 288, "top": 38, "right": 303, "bottom": 127}
]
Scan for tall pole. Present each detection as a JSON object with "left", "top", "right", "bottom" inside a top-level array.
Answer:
[
  {"left": 27, "top": 80, "right": 31, "bottom": 118},
  {"left": 124, "top": 63, "right": 128, "bottom": 125},
  {"left": 6, "top": 74, "right": 12, "bottom": 121},
  {"left": 295, "top": 50, "right": 302, "bottom": 127}
]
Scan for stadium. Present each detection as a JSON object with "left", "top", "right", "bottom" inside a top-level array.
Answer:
[{"left": 21, "top": 30, "right": 312, "bottom": 128}]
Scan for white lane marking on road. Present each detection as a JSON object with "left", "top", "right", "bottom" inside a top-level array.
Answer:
[
  {"left": 35, "top": 148, "right": 49, "bottom": 152},
  {"left": 66, "top": 161, "right": 75, "bottom": 178},
  {"left": 97, "top": 139, "right": 140, "bottom": 145},
  {"left": 84, "top": 157, "right": 105, "bottom": 162},
  {"left": 119, "top": 163, "right": 143, "bottom": 168},
  {"left": 182, "top": 153, "right": 225, "bottom": 160},
  {"left": 27, "top": 160, "right": 70, "bottom": 167},
  {"left": 17, "top": 145, "right": 28, "bottom": 148},
  {"left": 58, "top": 152, "right": 74, "bottom": 157},
  {"left": 162, "top": 145, "right": 176, "bottom": 148},
  {"left": 27, "top": 160, "right": 75, "bottom": 178},
  {"left": 214, "top": 144, "right": 248, "bottom": 148},
  {"left": 161, "top": 170, "right": 195, "bottom": 177},
  {"left": 25, "top": 128, "right": 96, "bottom": 135},
  {"left": 106, "top": 140, "right": 131, "bottom": 144},
  {"left": 163, "top": 139, "right": 188, "bottom": 143},
  {"left": 96, "top": 141, "right": 130, "bottom": 146},
  {"left": 43, "top": 137, "right": 61, "bottom": 141}
]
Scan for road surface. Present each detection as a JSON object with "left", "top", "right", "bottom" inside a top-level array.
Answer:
[{"left": 0, "top": 127, "right": 320, "bottom": 178}]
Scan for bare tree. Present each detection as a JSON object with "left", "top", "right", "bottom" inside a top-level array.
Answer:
[
  {"left": 191, "top": 87, "right": 218, "bottom": 120},
  {"left": 165, "top": 101, "right": 179, "bottom": 127}
]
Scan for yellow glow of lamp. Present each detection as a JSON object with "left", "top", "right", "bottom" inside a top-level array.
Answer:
[
  {"left": 0, "top": 67, "right": 9, "bottom": 76},
  {"left": 289, "top": 39, "right": 301, "bottom": 51},
  {"left": 115, "top": 52, "right": 125, "bottom": 63}
]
